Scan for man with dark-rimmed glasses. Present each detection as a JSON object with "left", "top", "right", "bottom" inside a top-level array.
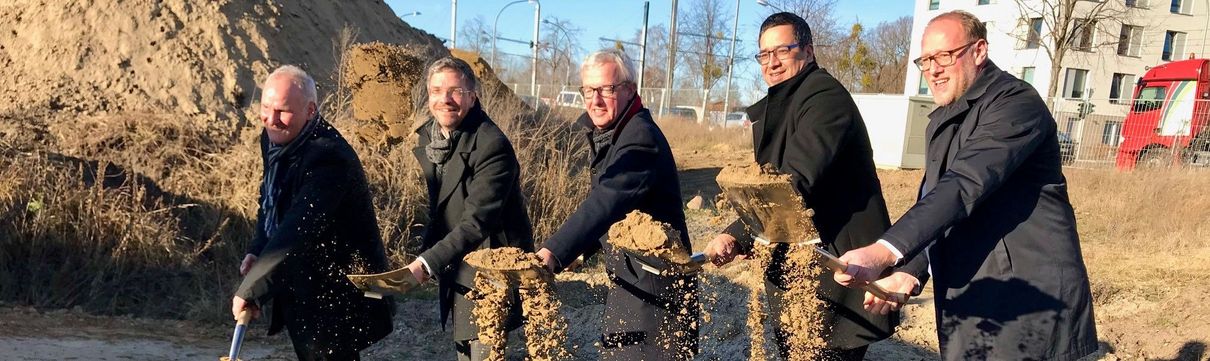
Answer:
[
  {"left": 704, "top": 11, "right": 927, "bottom": 360},
  {"left": 537, "top": 48, "right": 697, "bottom": 360},
  {"left": 835, "top": 10, "right": 1098, "bottom": 361}
]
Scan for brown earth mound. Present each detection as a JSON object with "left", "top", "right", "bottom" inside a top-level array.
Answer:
[
  {"left": 0, "top": 0, "right": 446, "bottom": 123},
  {"left": 608, "top": 210, "right": 691, "bottom": 264}
]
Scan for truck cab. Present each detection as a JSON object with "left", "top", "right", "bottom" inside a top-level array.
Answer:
[{"left": 1115, "top": 58, "right": 1210, "bottom": 170}]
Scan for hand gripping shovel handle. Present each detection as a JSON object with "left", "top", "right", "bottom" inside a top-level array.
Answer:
[
  {"left": 227, "top": 309, "right": 252, "bottom": 360},
  {"left": 812, "top": 247, "right": 907, "bottom": 304}
]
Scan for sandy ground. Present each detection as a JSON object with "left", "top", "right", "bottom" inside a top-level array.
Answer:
[{"left": 0, "top": 150, "right": 1206, "bottom": 360}]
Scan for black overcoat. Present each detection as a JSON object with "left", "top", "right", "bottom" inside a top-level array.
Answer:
[{"left": 881, "top": 61, "right": 1098, "bottom": 360}]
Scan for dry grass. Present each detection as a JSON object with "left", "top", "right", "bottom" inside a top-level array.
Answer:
[
  {"left": 1063, "top": 168, "right": 1210, "bottom": 249},
  {"left": 657, "top": 119, "right": 753, "bottom": 157}
]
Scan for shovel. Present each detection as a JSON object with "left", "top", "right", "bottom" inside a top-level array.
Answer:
[
  {"left": 811, "top": 247, "right": 908, "bottom": 304},
  {"left": 716, "top": 165, "right": 819, "bottom": 247},
  {"left": 346, "top": 267, "right": 422, "bottom": 299},
  {"left": 221, "top": 309, "right": 252, "bottom": 361},
  {"left": 632, "top": 251, "right": 712, "bottom": 276}
]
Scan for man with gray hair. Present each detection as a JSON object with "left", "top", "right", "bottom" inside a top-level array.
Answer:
[
  {"left": 405, "top": 56, "right": 534, "bottom": 360},
  {"left": 537, "top": 48, "right": 698, "bottom": 360},
  {"left": 233, "top": 65, "right": 394, "bottom": 360}
]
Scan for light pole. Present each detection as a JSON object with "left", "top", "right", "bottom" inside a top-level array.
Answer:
[
  {"left": 543, "top": 19, "right": 574, "bottom": 86},
  {"left": 450, "top": 0, "right": 457, "bottom": 48},
  {"left": 530, "top": 0, "right": 541, "bottom": 98},
  {"left": 400, "top": 11, "right": 421, "bottom": 18},
  {"left": 493, "top": 0, "right": 532, "bottom": 67},
  {"left": 756, "top": 0, "right": 785, "bottom": 12},
  {"left": 723, "top": 0, "right": 740, "bottom": 114}
]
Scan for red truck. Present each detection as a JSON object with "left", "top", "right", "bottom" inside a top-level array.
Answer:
[{"left": 1115, "top": 58, "right": 1210, "bottom": 170}]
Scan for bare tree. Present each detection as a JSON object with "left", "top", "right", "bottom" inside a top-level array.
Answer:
[
  {"left": 458, "top": 16, "right": 492, "bottom": 56},
  {"left": 634, "top": 24, "right": 672, "bottom": 89},
  {"left": 680, "top": 0, "right": 733, "bottom": 110},
  {"left": 833, "top": 23, "right": 877, "bottom": 92},
  {"left": 1010, "top": 0, "right": 1138, "bottom": 99},
  {"left": 865, "top": 16, "right": 912, "bottom": 94},
  {"left": 539, "top": 17, "right": 582, "bottom": 87}
]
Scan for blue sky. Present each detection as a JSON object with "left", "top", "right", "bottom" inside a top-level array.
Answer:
[{"left": 385, "top": 0, "right": 913, "bottom": 98}]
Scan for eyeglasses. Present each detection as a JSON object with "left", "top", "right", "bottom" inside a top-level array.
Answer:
[
  {"left": 428, "top": 87, "right": 474, "bottom": 99},
  {"left": 913, "top": 41, "right": 979, "bottom": 71},
  {"left": 580, "top": 82, "right": 632, "bottom": 98},
  {"left": 754, "top": 43, "right": 801, "bottom": 65}
]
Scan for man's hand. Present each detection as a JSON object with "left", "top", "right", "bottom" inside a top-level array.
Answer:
[
  {"left": 835, "top": 243, "right": 897, "bottom": 286},
  {"left": 231, "top": 295, "right": 261, "bottom": 321},
  {"left": 239, "top": 254, "right": 257, "bottom": 276},
  {"left": 704, "top": 234, "right": 741, "bottom": 267},
  {"left": 863, "top": 272, "right": 919, "bottom": 315},
  {"left": 536, "top": 248, "right": 560, "bottom": 273},
  {"left": 406, "top": 259, "right": 429, "bottom": 283}
]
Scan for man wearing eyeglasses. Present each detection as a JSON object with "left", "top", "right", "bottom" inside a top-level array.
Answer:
[
  {"left": 701, "top": 11, "right": 927, "bottom": 360},
  {"left": 407, "top": 56, "right": 534, "bottom": 360},
  {"left": 536, "top": 49, "right": 698, "bottom": 361},
  {"left": 834, "top": 11, "right": 1097, "bottom": 361}
]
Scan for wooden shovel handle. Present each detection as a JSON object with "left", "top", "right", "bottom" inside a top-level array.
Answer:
[
  {"left": 813, "top": 247, "right": 908, "bottom": 304},
  {"left": 235, "top": 309, "right": 252, "bottom": 326}
]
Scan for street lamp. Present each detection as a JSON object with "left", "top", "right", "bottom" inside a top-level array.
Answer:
[
  {"left": 543, "top": 19, "right": 574, "bottom": 86},
  {"left": 450, "top": 0, "right": 457, "bottom": 48},
  {"left": 400, "top": 11, "right": 421, "bottom": 18},
  {"left": 756, "top": 0, "right": 785, "bottom": 12}
]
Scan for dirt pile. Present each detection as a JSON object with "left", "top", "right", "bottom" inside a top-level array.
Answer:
[
  {"left": 340, "top": 42, "right": 428, "bottom": 146},
  {"left": 608, "top": 210, "right": 692, "bottom": 264},
  {"left": 465, "top": 247, "right": 569, "bottom": 360},
  {"left": 0, "top": 0, "right": 446, "bottom": 123},
  {"left": 716, "top": 163, "right": 818, "bottom": 243}
]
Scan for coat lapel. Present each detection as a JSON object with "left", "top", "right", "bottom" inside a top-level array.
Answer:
[
  {"left": 437, "top": 125, "right": 477, "bottom": 205},
  {"left": 922, "top": 61, "right": 1004, "bottom": 191}
]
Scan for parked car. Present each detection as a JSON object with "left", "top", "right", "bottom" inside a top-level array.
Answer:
[
  {"left": 1058, "top": 132, "right": 1076, "bottom": 165},
  {"left": 555, "top": 91, "right": 584, "bottom": 109},
  {"left": 657, "top": 107, "right": 698, "bottom": 123},
  {"left": 721, "top": 112, "right": 751, "bottom": 128}
]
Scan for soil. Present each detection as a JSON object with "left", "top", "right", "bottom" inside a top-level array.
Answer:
[
  {"left": 715, "top": 163, "right": 818, "bottom": 243},
  {"left": 465, "top": 247, "right": 570, "bottom": 360},
  {"left": 341, "top": 42, "right": 428, "bottom": 146},
  {"left": 464, "top": 247, "right": 544, "bottom": 272},
  {"left": 608, "top": 210, "right": 692, "bottom": 264}
]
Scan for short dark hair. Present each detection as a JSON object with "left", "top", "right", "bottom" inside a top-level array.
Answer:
[
  {"left": 759, "top": 12, "right": 813, "bottom": 46},
  {"left": 425, "top": 56, "right": 479, "bottom": 93}
]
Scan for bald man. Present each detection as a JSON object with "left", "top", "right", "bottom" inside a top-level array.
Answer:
[{"left": 233, "top": 65, "right": 393, "bottom": 360}]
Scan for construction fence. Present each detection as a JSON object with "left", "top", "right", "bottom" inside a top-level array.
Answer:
[
  {"left": 1047, "top": 97, "right": 1209, "bottom": 170},
  {"left": 508, "top": 83, "right": 749, "bottom": 127}
]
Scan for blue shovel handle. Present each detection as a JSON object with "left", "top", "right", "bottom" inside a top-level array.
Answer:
[{"left": 228, "top": 310, "right": 252, "bottom": 360}]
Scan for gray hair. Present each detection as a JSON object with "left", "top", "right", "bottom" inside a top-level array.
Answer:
[
  {"left": 580, "top": 49, "right": 637, "bottom": 84},
  {"left": 265, "top": 65, "right": 318, "bottom": 105},
  {"left": 425, "top": 56, "right": 480, "bottom": 93}
]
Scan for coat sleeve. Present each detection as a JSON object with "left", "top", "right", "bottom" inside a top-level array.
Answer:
[
  {"left": 882, "top": 86, "right": 1052, "bottom": 261},
  {"left": 235, "top": 151, "right": 352, "bottom": 305},
  {"left": 248, "top": 133, "right": 270, "bottom": 256},
  {"left": 418, "top": 139, "right": 521, "bottom": 274},
  {"left": 544, "top": 140, "right": 658, "bottom": 270},
  {"left": 784, "top": 84, "right": 856, "bottom": 208}
]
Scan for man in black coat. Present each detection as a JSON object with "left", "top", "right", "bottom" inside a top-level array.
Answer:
[
  {"left": 536, "top": 49, "right": 698, "bottom": 361},
  {"left": 703, "top": 12, "right": 927, "bottom": 360},
  {"left": 403, "top": 57, "right": 533, "bottom": 360},
  {"left": 836, "top": 11, "right": 1098, "bottom": 361},
  {"left": 233, "top": 65, "right": 393, "bottom": 361}
]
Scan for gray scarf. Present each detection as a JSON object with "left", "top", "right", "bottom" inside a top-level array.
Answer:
[
  {"left": 425, "top": 120, "right": 462, "bottom": 178},
  {"left": 260, "top": 115, "right": 322, "bottom": 239}
]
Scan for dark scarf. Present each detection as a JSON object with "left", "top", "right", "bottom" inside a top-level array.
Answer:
[
  {"left": 425, "top": 117, "right": 464, "bottom": 179},
  {"left": 260, "top": 114, "right": 323, "bottom": 239}
]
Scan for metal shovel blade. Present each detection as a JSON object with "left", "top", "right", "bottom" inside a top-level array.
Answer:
[
  {"left": 716, "top": 165, "right": 819, "bottom": 245},
  {"left": 346, "top": 267, "right": 421, "bottom": 297}
]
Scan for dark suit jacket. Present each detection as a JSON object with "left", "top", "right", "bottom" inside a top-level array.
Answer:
[
  {"left": 237, "top": 117, "right": 393, "bottom": 351},
  {"left": 881, "top": 61, "right": 1097, "bottom": 360},
  {"left": 723, "top": 63, "right": 928, "bottom": 350},
  {"left": 545, "top": 99, "right": 698, "bottom": 352},
  {"left": 413, "top": 105, "right": 533, "bottom": 341}
]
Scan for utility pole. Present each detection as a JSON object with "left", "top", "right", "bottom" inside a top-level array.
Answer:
[
  {"left": 450, "top": 0, "right": 458, "bottom": 48},
  {"left": 662, "top": 0, "right": 679, "bottom": 119},
  {"left": 639, "top": 1, "right": 650, "bottom": 90},
  {"left": 723, "top": 0, "right": 741, "bottom": 114}
]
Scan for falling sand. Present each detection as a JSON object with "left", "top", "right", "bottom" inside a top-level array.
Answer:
[{"left": 465, "top": 247, "right": 570, "bottom": 361}]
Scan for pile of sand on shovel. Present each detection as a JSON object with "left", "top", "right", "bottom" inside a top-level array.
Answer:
[
  {"left": 608, "top": 210, "right": 692, "bottom": 265},
  {"left": 715, "top": 163, "right": 828, "bottom": 360},
  {"left": 464, "top": 247, "right": 570, "bottom": 361}
]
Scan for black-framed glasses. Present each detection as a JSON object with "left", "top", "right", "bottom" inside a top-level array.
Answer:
[
  {"left": 754, "top": 43, "right": 801, "bottom": 65},
  {"left": 913, "top": 41, "right": 980, "bottom": 71},
  {"left": 580, "top": 82, "right": 632, "bottom": 98},
  {"left": 428, "top": 87, "right": 474, "bottom": 99}
]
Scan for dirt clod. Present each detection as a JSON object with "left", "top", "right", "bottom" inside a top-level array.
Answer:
[{"left": 608, "top": 210, "right": 691, "bottom": 264}]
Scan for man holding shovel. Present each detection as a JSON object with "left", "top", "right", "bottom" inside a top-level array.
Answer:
[
  {"left": 536, "top": 49, "right": 699, "bottom": 361},
  {"left": 834, "top": 11, "right": 1097, "bottom": 360},
  {"left": 703, "top": 12, "right": 928, "bottom": 360},
  {"left": 232, "top": 65, "right": 393, "bottom": 361}
]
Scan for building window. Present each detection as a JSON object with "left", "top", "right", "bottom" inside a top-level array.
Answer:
[
  {"left": 929, "top": 0, "right": 940, "bottom": 10},
  {"left": 1023, "top": 17, "right": 1043, "bottom": 49},
  {"left": 1110, "top": 73, "right": 1136, "bottom": 103},
  {"left": 1069, "top": 19, "right": 1096, "bottom": 51},
  {"left": 1102, "top": 121, "right": 1122, "bottom": 146},
  {"left": 1171, "top": 0, "right": 1192, "bottom": 14},
  {"left": 917, "top": 72, "right": 930, "bottom": 95},
  {"left": 1126, "top": 0, "right": 1149, "bottom": 8},
  {"left": 1117, "top": 25, "right": 1143, "bottom": 57},
  {"left": 978, "top": 0, "right": 991, "bottom": 4},
  {"left": 1020, "top": 67, "right": 1036, "bottom": 85},
  {"left": 1163, "top": 31, "right": 1187, "bottom": 61},
  {"left": 1062, "top": 68, "right": 1089, "bottom": 99}
]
